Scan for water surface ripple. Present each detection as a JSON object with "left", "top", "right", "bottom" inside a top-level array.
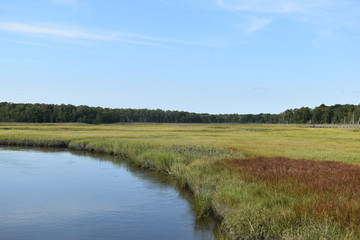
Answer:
[{"left": 0, "top": 147, "right": 216, "bottom": 240}]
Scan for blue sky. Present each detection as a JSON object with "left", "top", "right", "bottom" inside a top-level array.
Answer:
[{"left": 1, "top": 0, "right": 360, "bottom": 114}]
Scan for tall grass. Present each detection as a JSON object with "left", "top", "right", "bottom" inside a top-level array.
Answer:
[
  {"left": 1, "top": 123, "right": 360, "bottom": 239},
  {"left": 214, "top": 157, "right": 360, "bottom": 237}
]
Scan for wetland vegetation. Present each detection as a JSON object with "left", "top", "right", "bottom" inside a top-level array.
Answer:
[{"left": 1, "top": 123, "right": 360, "bottom": 239}]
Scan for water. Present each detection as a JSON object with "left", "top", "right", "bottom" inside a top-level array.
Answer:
[{"left": 0, "top": 147, "right": 216, "bottom": 240}]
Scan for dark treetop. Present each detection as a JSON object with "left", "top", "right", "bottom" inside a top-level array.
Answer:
[{"left": 0, "top": 102, "right": 359, "bottom": 124}]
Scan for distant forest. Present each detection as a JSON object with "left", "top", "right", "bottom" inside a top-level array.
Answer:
[{"left": 1, "top": 102, "right": 360, "bottom": 124}]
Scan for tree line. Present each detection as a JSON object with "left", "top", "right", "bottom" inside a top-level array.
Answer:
[
  {"left": 0, "top": 102, "right": 359, "bottom": 124},
  {"left": 279, "top": 104, "right": 360, "bottom": 124}
]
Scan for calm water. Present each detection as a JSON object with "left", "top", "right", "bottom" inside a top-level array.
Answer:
[{"left": 0, "top": 147, "right": 216, "bottom": 240}]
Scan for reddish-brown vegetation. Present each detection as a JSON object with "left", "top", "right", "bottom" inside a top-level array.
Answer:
[{"left": 217, "top": 157, "right": 360, "bottom": 227}]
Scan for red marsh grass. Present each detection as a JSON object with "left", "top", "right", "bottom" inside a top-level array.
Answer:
[{"left": 217, "top": 157, "right": 360, "bottom": 228}]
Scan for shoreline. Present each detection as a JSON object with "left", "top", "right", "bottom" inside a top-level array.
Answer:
[
  {"left": 0, "top": 139, "right": 225, "bottom": 238},
  {"left": 1, "top": 123, "right": 360, "bottom": 239}
]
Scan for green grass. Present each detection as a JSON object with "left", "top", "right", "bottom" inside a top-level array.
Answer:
[{"left": 1, "top": 123, "right": 360, "bottom": 239}]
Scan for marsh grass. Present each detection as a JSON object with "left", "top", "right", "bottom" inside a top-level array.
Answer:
[
  {"left": 1, "top": 123, "right": 360, "bottom": 239},
  {"left": 214, "top": 157, "right": 360, "bottom": 238}
]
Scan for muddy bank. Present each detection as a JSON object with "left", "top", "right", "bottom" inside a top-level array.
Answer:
[{"left": 0, "top": 140, "right": 128, "bottom": 158}]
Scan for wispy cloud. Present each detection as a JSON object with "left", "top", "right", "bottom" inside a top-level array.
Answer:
[
  {"left": 250, "top": 87, "right": 268, "bottom": 92},
  {"left": 0, "top": 21, "right": 208, "bottom": 48},
  {"left": 0, "top": 37, "right": 57, "bottom": 48},
  {"left": 158, "top": 0, "right": 178, "bottom": 7},
  {"left": 311, "top": 29, "right": 332, "bottom": 44},
  {"left": 0, "top": 58, "right": 38, "bottom": 64},
  {"left": 213, "top": 0, "right": 359, "bottom": 35},
  {"left": 214, "top": 0, "right": 342, "bottom": 14},
  {"left": 246, "top": 18, "right": 271, "bottom": 34},
  {"left": 50, "top": 0, "right": 80, "bottom": 10},
  {"left": 0, "top": 22, "right": 114, "bottom": 40}
]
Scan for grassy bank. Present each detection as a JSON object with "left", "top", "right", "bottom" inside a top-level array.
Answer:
[{"left": 1, "top": 123, "right": 360, "bottom": 239}]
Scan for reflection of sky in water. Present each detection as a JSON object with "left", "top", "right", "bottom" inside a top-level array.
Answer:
[{"left": 0, "top": 148, "right": 215, "bottom": 240}]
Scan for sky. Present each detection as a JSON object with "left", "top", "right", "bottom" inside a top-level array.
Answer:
[{"left": 1, "top": 0, "right": 360, "bottom": 114}]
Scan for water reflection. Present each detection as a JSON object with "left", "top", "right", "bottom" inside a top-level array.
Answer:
[{"left": 0, "top": 147, "right": 217, "bottom": 240}]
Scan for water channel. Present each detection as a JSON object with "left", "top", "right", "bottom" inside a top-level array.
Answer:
[{"left": 0, "top": 147, "right": 217, "bottom": 240}]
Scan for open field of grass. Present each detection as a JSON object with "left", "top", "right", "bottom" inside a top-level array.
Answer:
[{"left": 1, "top": 123, "right": 360, "bottom": 239}]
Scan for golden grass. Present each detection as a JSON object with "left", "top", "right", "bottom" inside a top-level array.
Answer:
[
  {"left": 1, "top": 123, "right": 360, "bottom": 239},
  {"left": 1, "top": 123, "right": 360, "bottom": 164}
]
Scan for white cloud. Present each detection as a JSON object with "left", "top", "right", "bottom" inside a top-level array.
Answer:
[
  {"left": 214, "top": 0, "right": 341, "bottom": 14},
  {"left": 311, "top": 29, "right": 332, "bottom": 44},
  {"left": 0, "top": 37, "right": 57, "bottom": 48},
  {"left": 212, "top": 0, "right": 359, "bottom": 36},
  {"left": 0, "top": 22, "right": 113, "bottom": 40},
  {"left": 0, "top": 21, "right": 207, "bottom": 48},
  {"left": 246, "top": 18, "right": 271, "bottom": 34}
]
